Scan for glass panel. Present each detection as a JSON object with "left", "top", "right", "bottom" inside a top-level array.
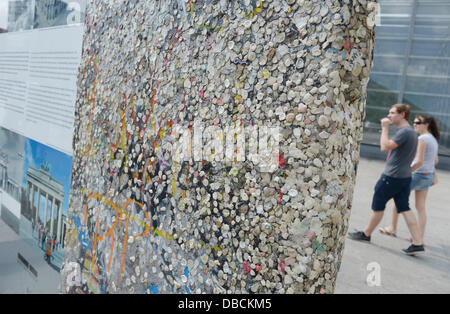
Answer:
[
  {"left": 369, "top": 73, "right": 402, "bottom": 91},
  {"left": 363, "top": 88, "right": 399, "bottom": 146},
  {"left": 380, "top": 16, "right": 412, "bottom": 26},
  {"left": 415, "top": 15, "right": 450, "bottom": 26},
  {"left": 407, "top": 57, "right": 450, "bottom": 77},
  {"left": 414, "top": 25, "right": 450, "bottom": 39},
  {"left": 379, "top": 0, "right": 413, "bottom": 26},
  {"left": 416, "top": 2, "right": 450, "bottom": 16},
  {"left": 365, "top": 91, "right": 399, "bottom": 124},
  {"left": 403, "top": 94, "right": 450, "bottom": 116},
  {"left": 371, "top": 53, "right": 405, "bottom": 75},
  {"left": 405, "top": 75, "right": 450, "bottom": 95},
  {"left": 380, "top": 0, "right": 413, "bottom": 14},
  {"left": 376, "top": 25, "right": 410, "bottom": 39},
  {"left": 403, "top": 94, "right": 450, "bottom": 155},
  {"left": 380, "top": 0, "right": 413, "bottom": 4},
  {"left": 411, "top": 39, "right": 450, "bottom": 58},
  {"left": 374, "top": 39, "right": 408, "bottom": 55}
]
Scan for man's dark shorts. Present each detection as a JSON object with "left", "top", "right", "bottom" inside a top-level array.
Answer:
[{"left": 371, "top": 174, "right": 412, "bottom": 213}]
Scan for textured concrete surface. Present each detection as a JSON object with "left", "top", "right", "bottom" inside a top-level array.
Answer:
[{"left": 335, "top": 157, "right": 450, "bottom": 294}]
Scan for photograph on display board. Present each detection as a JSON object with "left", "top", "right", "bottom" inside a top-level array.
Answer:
[
  {"left": 5, "top": 0, "right": 34, "bottom": 32},
  {"left": 0, "top": 0, "right": 8, "bottom": 33},
  {"left": 19, "top": 137, "right": 72, "bottom": 271},
  {"left": 0, "top": 0, "right": 84, "bottom": 33},
  {"left": 34, "top": 0, "right": 84, "bottom": 29},
  {"left": 0, "top": 126, "right": 25, "bottom": 233}
]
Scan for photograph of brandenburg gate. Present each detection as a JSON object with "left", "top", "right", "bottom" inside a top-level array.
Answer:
[{"left": 20, "top": 163, "right": 67, "bottom": 268}]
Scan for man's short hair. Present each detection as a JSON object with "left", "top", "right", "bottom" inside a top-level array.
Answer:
[{"left": 392, "top": 104, "right": 411, "bottom": 121}]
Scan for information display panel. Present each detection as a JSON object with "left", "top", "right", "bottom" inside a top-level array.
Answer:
[{"left": 0, "top": 0, "right": 85, "bottom": 273}]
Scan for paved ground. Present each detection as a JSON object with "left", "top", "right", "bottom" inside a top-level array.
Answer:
[
  {"left": 0, "top": 157, "right": 449, "bottom": 294},
  {"left": 335, "top": 157, "right": 450, "bottom": 294},
  {"left": 0, "top": 218, "right": 60, "bottom": 294}
]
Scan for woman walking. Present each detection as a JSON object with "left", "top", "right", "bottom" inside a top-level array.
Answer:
[{"left": 379, "top": 114, "right": 440, "bottom": 245}]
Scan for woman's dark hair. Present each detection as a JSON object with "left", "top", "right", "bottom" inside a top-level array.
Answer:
[{"left": 416, "top": 114, "right": 440, "bottom": 141}]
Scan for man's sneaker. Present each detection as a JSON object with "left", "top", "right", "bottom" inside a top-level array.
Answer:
[
  {"left": 348, "top": 231, "right": 371, "bottom": 242},
  {"left": 402, "top": 244, "right": 425, "bottom": 256}
]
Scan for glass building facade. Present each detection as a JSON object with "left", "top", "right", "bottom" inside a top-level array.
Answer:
[{"left": 364, "top": 0, "right": 450, "bottom": 156}]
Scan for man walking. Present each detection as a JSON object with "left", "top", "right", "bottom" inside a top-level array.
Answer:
[{"left": 348, "top": 104, "right": 425, "bottom": 255}]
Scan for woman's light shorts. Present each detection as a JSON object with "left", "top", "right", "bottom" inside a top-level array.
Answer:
[{"left": 410, "top": 172, "right": 434, "bottom": 191}]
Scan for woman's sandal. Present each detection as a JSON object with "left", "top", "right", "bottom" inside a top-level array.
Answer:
[{"left": 378, "top": 226, "right": 397, "bottom": 237}]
